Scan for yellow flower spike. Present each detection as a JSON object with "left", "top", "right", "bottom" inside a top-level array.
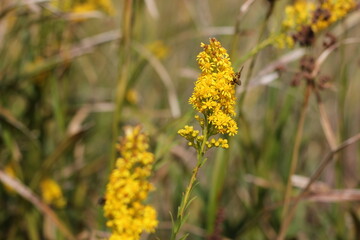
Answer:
[
  {"left": 311, "top": 0, "right": 356, "bottom": 32},
  {"left": 282, "top": 0, "right": 315, "bottom": 31},
  {"left": 274, "top": 0, "right": 356, "bottom": 48},
  {"left": 189, "top": 38, "right": 238, "bottom": 137},
  {"left": 174, "top": 38, "right": 238, "bottom": 240},
  {"left": 104, "top": 126, "right": 158, "bottom": 240}
]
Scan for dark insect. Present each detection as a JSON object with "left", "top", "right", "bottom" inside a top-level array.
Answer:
[
  {"left": 98, "top": 197, "right": 106, "bottom": 206},
  {"left": 232, "top": 66, "right": 244, "bottom": 85}
]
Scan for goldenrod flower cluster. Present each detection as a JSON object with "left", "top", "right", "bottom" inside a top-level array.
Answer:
[
  {"left": 40, "top": 178, "right": 66, "bottom": 208},
  {"left": 178, "top": 125, "right": 230, "bottom": 149},
  {"left": 312, "top": 0, "right": 357, "bottom": 32},
  {"left": 274, "top": 0, "right": 316, "bottom": 48},
  {"left": 104, "top": 126, "right": 158, "bottom": 240},
  {"left": 282, "top": 1, "right": 316, "bottom": 31},
  {"left": 206, "top": 138, "right": 229, "bottom": 149},
  {"left": 188, "top": 38, "right": 238, "bottom": 137},
  {"left": 274, "top": 0, "right": 357, "bottom": 48}
]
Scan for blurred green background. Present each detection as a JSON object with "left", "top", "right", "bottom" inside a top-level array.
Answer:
[{"left": 1, "top": 0, "right": 360, "bottom": 239}]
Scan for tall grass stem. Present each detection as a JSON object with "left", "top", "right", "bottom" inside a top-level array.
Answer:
[
  {"left": 278, "top": 84, "right": 312, "bottom": 240},
  {"left": 111, "top": 0, "right": 134, "bottom": 168}
]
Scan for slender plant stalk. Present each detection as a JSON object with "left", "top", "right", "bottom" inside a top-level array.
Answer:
[
  {"left": 238, "top": 7, "right": 274, "bottom": 110},
  {"left": 336, "top": 40, "right": 349, "bottom": 189},
  {"left": 277, "top": 84, "right": 312, "bottom": 240},
  {"left": 111, "top": 0, "right": 133, "bottom": 168},
  {"left": 334, "top": 42, "right": 349, "bottom": 235},
  {"left": 235, "top": 10, "right": 272, "bottom": 164},
  {"left": 314, "top": 88, "right": 337, "bottom": 149},
  {"left": 236, "top": 37, "right": 274, "bottom": 67},
  {"left": 0, "top": 170, "right": 77, "bottom": 240},
  {"left": 171, "top": 125, "right": 209, "bottom": 240},
  {"left": 277, "top": 132, "right": 360, "bottom": 239},
  {"left": 206, "top": 147, "right": 228, "bottom": 234}
]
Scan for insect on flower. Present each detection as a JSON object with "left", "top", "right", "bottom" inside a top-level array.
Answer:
[
  {"left": 97, "top": 197, "right": 106, "bottom": 206},
  {"left": 232, "top": 66, "right": 244, "bottom": 85}
]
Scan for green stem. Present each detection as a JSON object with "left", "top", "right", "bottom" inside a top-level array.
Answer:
[
  {"left": 236, "top": 36, "right": 274, "bottom": 66},
  {"left": 277, "top": 84, "right": 312, "bottom": 240},
  {"left": 238, "top": 10, "right": 273, "bottom": 114},
  {"left": 110, "top": 0, "right": 133, "bottom": 168},
  {"left": 171, "top": 125, "right": 209, "bottom": 240},
  {"left": 278, "top": 132, "right": 360, "bottom": 240},
  {"left": 235, "top": 15, "right": 271, "bottom": 166}
]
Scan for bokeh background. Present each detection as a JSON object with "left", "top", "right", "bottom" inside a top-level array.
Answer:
[{"left": 1, "top": 0, "right": 360, "bottom": 239}]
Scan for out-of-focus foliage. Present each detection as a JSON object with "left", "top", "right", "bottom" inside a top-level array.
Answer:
[{"left": 1, "top": 0, "right": 360, "bottom": 239}]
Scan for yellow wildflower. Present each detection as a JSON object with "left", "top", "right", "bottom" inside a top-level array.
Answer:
[
  {"left": 178, "top": 38, "right": 238, "bottom": 151},
  {"left": 51, "top": 0, "right": 114, "bottom": 15},
  {"left": 147, "top": 41, "right": 170, "bottom": 60},
  {"left": 274, "top": 0, "right": 315, "bottom": 48},
  {"left": 273, "top": 33, "right": 295, "bottom": 48},
  {"left": 40, "top": 178, "right": 66, "bottom": 208},
  {"left": 206, "top": 138, "right": 229, "bottom": 149},
  {"left": 189, "top": 38, "right": 238, "bottom": 136},
  {"left": 311, "top": 0, "right": 357, "bottom": 32},
  {"left": 274, "top": 0, "right": 356, "bottom": 48},
  {"left": 104, "top": 126, "right": 158, "bottom": 240},
  {"left": 282, "top": 1, "right": 316, "bottom": 31}
]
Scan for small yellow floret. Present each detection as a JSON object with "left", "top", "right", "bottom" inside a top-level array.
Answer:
[{"left": 40, "top": 178, "right": 66, "bottom": 208}]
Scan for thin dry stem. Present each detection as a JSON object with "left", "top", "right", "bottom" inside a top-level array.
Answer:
[
  {"left": 132, "top": 42, "right": 181, "bottom": 118},
  {"left": 279, "top": 84, "right": 312, "bottom": 238},
  {"left": 314, "top": 88, "right": 337, "bottom": 149},
  {"left": 278, "top": 132, "right": 360, "bottom": 239},
  {"left": 0, "top": 170, "right": 76, "bottom": 240},
  {"left": 111, "top": 0, "right": 133, "bottom": 167}
]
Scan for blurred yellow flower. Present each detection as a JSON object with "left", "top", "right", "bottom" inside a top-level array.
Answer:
[
  {"left": 126, "top": 89, "right": 139, "bottom": 105},
  {"left": 274, "top": 0, "right": 356, "bottom": 48},
  {"left": 51, "top": 0, "right": 115, "bottom": 15},
  {"left": 282, "top": 1, "right": 316, "bottom": 31},
  {"left": 40, "top": 178, "right": 66, "bottom": 208},
  {"left": 3, "top": 164, "right": 17, "bottom": 193},
  {"left": 312, "top": 0, "right": 357, "bottom": 32},
  {"left": 104, "top": 126, "right": 158, "bottom": 240},
  {"left": 147, "top": 40, "right": 170, "bottom": 60},
  {"left": 273, "top": 33, "right": 295, "bottom": 48}
]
